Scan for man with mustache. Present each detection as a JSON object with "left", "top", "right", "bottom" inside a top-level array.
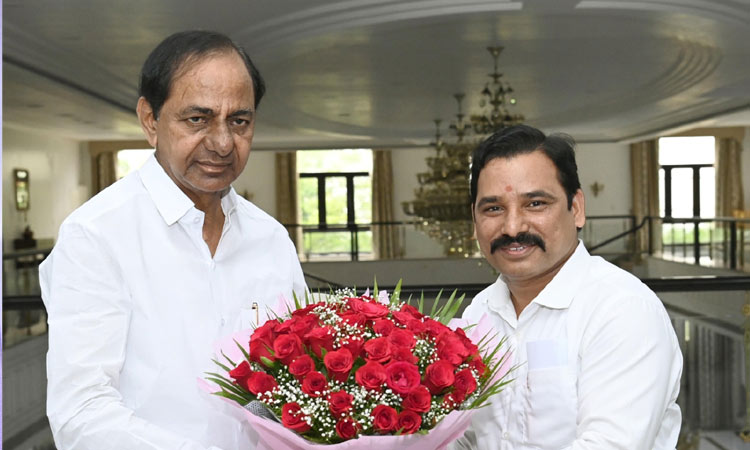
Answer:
[
  {"left": 41, "top": 31, "right": 306, "bottom": 449},
  {"left": 457, "top": 125, "right": 682, "bottom": 449}
]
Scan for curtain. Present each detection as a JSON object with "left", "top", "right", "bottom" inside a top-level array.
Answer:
[
  {"left": 630, "top": 139, "right": 661, "bottom": 255},
  {"left": 275, "top": 152, "right": 301, "bottom": 251},
  {"left": 93, "top": 151, "right": 117, "bottom": 194},
  {"left": 372, "top": 149, "right": 400, "bottom": 259},
  {"left": 715, "top": 138, "right": 744, "bottom": 267},
  {"left": 716, "top": 137, "right": 744, "bottom": 216}
]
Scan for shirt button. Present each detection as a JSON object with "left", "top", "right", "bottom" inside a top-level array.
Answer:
[
  {"left": 210, "top": 261, "right": 216, "bottom": 270},
  {"left": 220, "top": 318, "right": 226, "bottom": 326},
  {"left": 503, "top": 431, "right": 509, "bottom": 439}
]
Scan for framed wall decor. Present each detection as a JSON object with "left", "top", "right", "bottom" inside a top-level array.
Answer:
[{"left": 14, "top": 168, "right": 30, "bottom": 211}]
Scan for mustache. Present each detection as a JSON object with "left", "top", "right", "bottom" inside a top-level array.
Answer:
[{"left": 490, "top": 232, "right": 546, "bottom": 254}]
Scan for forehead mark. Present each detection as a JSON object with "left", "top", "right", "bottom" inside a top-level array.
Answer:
[{"left": 505, "top": 185, "right": 512, "bottom": 192}]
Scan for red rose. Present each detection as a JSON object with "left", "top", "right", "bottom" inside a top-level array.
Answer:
[
  {"left": 443, "top": 389, "right": 466, "bottom": 408},
  {"left": 355, "top": 360, "right": 387, "bottom": 391},
  {"left": 245, "top": 371, "right": 278, "bottom": 396},
  {"left": 291, "top": 314, "right": 319, "bottom": 338},
  {"left": 469, "top": 356, "right": 488, "bottom": 377},
  {"left": 390, "top": 310, "right": 413, "bottom": 326},
  {"left": 249, "top": 339, "right": 275, "bottom": 367},
  {"left": 454, "top": 368, "right": 478, "bottom": 395},
  {"left": 371, "top": 404, "right": 398, "bottom": 433},
  {"left": 396, "top": 410, "right": 422, "bottom": 434},
  {"left": 341, "top": 335, "right": 365, "bottom": 360},
  {"left": 372, "top": 319, "right": 396, "bottom": 336},
  {"left": 273, "top": 333, "right": 304, "bottom": 365},
  {"left": 291, "top": 302, "right": 322, "bottom": 317},
  {"left": 324, "top": 348, "right": 354, "bottom": 382},
  {"left": 251, "top": 320, "right": 278, "bottom": 344},
  {"left": 424, "top": 360, "right": 455, "bottom": 394},
  {"left": 281, "top": 402, "right": 311, "bottom": 433},
  {"left": 385, "top": 361, "right": 421, "bottom": 395},
  {"left": 305, "top": 326, "right": 335, "bottom": 358},
  {"left": 350, "top": 298, "right": 390, "bottom": 319},
  {"left": 289, "top": 354, "right": 315, "bottom": 379},
  {"left": 454, "top": 328, "right": 479, "bottom": 355},
  {"left": 400, "top": 303, "right": 424, "bottom": 319},
  {"left": 301, "top": 371, "right": 329, "bottom": 397},
  {"left": 335, "top": 417, "right": 360, "bottom": 440},
  {"left": 437, "top": 333, "right": 470, "bottom": 366},
  {"left": 228, "top": 360, "right": 252, "bottom": 386},
  {"left": 388, "top": 328, "right": 416, "bottom": 350},
  {"left": 405, "top": 319, "right": 427, "bottom": 335},
  {"left": 424, "top": 318, "right": 450, "bottom": 339},
  {"left": 339, "top": 311, "right": 367, "bottom": 328},
  {"left": 391, "top": 347, "right": 418, "bottom": 364},
  {"left": 328, "top": 390, "right": 354, "bottom": 417},
  {"left": 402, "top": 384, "right": 431, "bottom": 413},
  {"left": 363, "top": 336, "right": 392, "bottom": 363}
]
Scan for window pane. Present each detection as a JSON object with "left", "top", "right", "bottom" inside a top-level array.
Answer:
[
  {"left": 117, "top": 149, "right": 154, "bottom": 179},
  {"left": 658, "top": 137, "right": 715, "bottom": 165},
  {"left": 304, "top": 231, "right": 351, "bottom": 255},
  {"left": 325, "top": 177, "right": 348, "bottom": 225},
  {"left": 298, "top": 149, "right": 373, "bottom": 172},
  {"left": 299, "top": 178, "right": 319, "bottom": 225},
  {"left": 357, "top": 230, "right": 373, "bottom": 254},
  {"left": 700, "top": 167, "right": 715, "bottom": 218},
  {"left": 670, "top": 168, "right": 694, "bottom": 217},
  {"left": 354, "top": 176, "right": 372, "bottom": 224}
]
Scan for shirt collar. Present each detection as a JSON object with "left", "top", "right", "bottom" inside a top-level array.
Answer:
[
  {"left": 138, "top": 154, "right": 239, "bottom": 225},
  {"left": 487, "top": 240, "right": 590, "bottom": 316},
  {"left": 532, "top": 240, "right": 590, "bottom": 309}
]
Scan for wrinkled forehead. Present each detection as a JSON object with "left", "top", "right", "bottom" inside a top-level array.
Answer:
[{"left": 169, "top": 49, "right": 254, "bottom": 96}]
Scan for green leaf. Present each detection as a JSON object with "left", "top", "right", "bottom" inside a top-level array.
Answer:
[
  {"left": 233, "top": 340, "right": 251, "bottom": 362},
  {"left": 211, "top": 358, "right": 232, "bottom": 374},
  {"left": 373, "top": 277, "right": 379, "bottom": 300},
  {"left": 430, "top": 289, "right": 443, "bottom": 317},
  {"left": 391, "top": 279, "right": 403, "bottom": 304},
  {"left": 260, "top": 356, "right": 277, "bottom": 369}
]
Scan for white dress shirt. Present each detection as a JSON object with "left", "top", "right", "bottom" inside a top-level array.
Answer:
[
  {"left": 458, "top": 242, "right": 682, "bottom": 450},
  {"left": 40, "top": 155, "right": 307, "bottom": 450}
]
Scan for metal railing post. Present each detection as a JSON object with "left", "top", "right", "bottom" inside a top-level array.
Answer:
[{"left": 730, "top": 221, "right": 738, "bottom": 270}]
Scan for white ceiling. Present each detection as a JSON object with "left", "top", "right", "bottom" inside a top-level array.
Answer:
[{"left": 3, "top": 0, "right": 750, "bottom": 148}]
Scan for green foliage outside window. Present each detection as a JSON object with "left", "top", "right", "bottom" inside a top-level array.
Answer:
[{"left": 298, "top": 149, "right": 373, "bottom": 259}]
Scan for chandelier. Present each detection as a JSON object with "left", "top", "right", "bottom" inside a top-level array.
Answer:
[{"left": 402, "top": 46, "right": 524, "bottom": 257}]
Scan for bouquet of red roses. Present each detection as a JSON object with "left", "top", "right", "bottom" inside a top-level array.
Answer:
[{"left": 204, "top": 284, "right": 512, "bottom": 449}]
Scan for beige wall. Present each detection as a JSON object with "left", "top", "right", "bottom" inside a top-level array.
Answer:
[{"left": 2, "top": 127, "right": 88, "bottom": 251}]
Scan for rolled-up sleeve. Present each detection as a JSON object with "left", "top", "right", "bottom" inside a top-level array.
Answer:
[
  {"left": 572, "top": 293, "right": 682, "bottom": 449},
  {"left": 41, "top": 221, "right": 219, "bottom": 450}
]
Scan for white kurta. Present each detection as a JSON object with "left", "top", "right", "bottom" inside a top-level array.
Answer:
[
  {"left": 41, "top": 155, "right": 307, "bottom": 450},
  {"left": 459, "top": 242, "right": 682, "bottom": 450}
]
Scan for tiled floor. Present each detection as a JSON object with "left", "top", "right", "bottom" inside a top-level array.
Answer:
[{"left": 699, "top": 431, "right": 750, "bottom": 450}]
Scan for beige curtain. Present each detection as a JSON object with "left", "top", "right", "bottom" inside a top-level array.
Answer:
[
  {"left": 372, "top": 149, "right": 400, "bottom": 259},
  {"left": 716, "top": 138, "right": 744, "bottom": 217},
  {"left": 630, "top": 139, "right": 661, "bottom": 255},
  {"left": 715, "top": 138, "right": 744, "bottom": 267},
  {"left": 93, "top": 151, "right": 117, "bottom": 194},
  {"left": 275, "top": 152, "right": 301, "bottom": 251}
]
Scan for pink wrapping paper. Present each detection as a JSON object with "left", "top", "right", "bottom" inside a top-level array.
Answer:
[{"left": 203, "top": 310, "right": 511, "bottom": 449}]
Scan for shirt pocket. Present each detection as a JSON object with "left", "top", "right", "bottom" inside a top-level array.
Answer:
[{"left": 525, "top": 366, "right": 577, "bottom": 448}]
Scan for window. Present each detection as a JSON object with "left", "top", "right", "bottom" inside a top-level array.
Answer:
[
  {"left": 117, "top": 149, "right": 154, "bottom": 179},
  {"left": 297, "top": 149, "right": 373, "bottom": 261},
  {"left": 658, "top": 136, "right": 715, "bottom": 263}
]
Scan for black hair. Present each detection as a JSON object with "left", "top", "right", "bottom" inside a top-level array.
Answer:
[
  {"left": 469, "top": 124, "right": 581, "bottom": 209},
  {"left": 138, "top": 30, "right": 266, "bottom": 119}
]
